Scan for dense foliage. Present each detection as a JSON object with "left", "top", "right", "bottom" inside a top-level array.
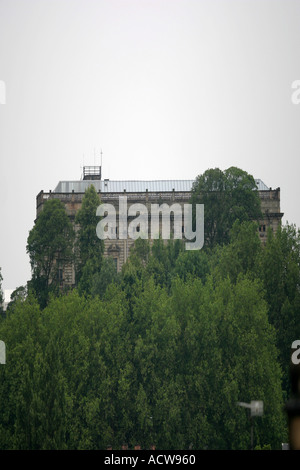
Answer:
[
  {"left": 191, "top": 167, "right": 262, "bottom": 247},
  {"left": 26, "top": 198, "right": 75, "bottom": 308},
  {"left": 0, "top": 268, "right": 3, "bottom": 318},
  {"left": 0, "top": 169, "right": 297, "bottom": 449},
  {"left": 74, "top": 185, "right": 105, "bottom": 296}
]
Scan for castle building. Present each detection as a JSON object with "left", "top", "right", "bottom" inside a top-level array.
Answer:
[{"left": 36, "top": 166, "right": 283, "bottom": 287}]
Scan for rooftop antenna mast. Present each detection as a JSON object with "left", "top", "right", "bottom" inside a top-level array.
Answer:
[{"left": 80, "top": 154, "right": 85, "bottom": 180}]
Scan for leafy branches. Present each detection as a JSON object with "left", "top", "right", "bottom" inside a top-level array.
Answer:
[
  {"left": 26, "top": 199, "right": 75, "bottom": 307},
  {"left": 74, "top": 185, "right": 104, "bottom": 296},
  {"left": 191, "top": 167, "right": 262, "bottom": 247}
]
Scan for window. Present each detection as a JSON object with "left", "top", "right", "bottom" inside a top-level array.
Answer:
[{"left": 58, "top": 268, "right": 63, "bottom": 283}]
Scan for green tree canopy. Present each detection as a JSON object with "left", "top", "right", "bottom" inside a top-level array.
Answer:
[
  {"left": 26, "top": 198, "right": 75, "bottom": 307},
  {"left": 0, "top": 268, "right": 4, "bottom": 319},
  {"left": 191, "top": 167, "right": 262, "bottom": 247},
  {"left": 0, "top": 166, "right": 292, "bottom": 450},
  {"left": 6, "top": 285, "right": 27, "bottom": 313},
  {"left": 74, "top": 185, "right": 104, "bottom": 296},
  {"left": 90, "top": 257, "right": 120, "bottom": 298},
  {"left": 211, "top": 220, "right": 263, "bottom": 283},
  {"left": 260, "top": 223, "right": 300, "bottom": 394}
]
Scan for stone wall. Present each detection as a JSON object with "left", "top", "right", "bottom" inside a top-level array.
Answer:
[{"left": 36, "top": 186, "right": 283, "bottom": 287}]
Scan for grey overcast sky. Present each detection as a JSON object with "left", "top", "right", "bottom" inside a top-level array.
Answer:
[{"left": 0, "top": 0, "right": 300, "bottom": 292}]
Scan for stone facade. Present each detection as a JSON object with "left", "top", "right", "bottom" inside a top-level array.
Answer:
[
  {"left": 36, "top": 174, "right": 283, "bottom": 288},
  {"left": 257, "top": 187, "right": 283, "bottom": 241}
]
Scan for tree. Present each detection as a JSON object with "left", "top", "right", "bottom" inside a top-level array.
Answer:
[
  {"left": 173, "top": 249, "right": 210, "bottom": 283},
  {"left": 6, "top": 285, "right": 27, "bottom": 313},
  {"left": 130, "top": 238, "right": 150, "bottom": 265},
  {"left": 0, "top": 294, "right": 43, "bottom": 448},
  {"left": 0, "top": 270, "right": 287, "bottom": 449},
  {"left": 26, "top": 199, "right": 75, "bottom": 307},
  {"left": 211, "top": 275, "right": 286, "bottom": 449},
  {"left": 167, "top": 275, "right": 286, "bottom": 449},
  {"left": 145, "top": 238, "right": 184, "bottom": 290},
  {"left": 260, "top": 223, "right": 300, "bottom": 394},
  {"left": 91, "top": 257, "right": 120, "bottom": 298},
  {"left": 191, "top": 167, "right": 262, "bottom": 247},
  {"left": 75, "top": 185, "right": 104, "bottom": 295},
  {"left": 0, "top": 268, "right": 4, "bottom": 318},
  {"left": 0, "top": 178, "right": 291, "bottom": 450},
  {"left": 211, "top": 220, "right": 262, "bottom": 283},
  {"left": 223, "top": 166, "right": 262, "bottom": 229}
]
